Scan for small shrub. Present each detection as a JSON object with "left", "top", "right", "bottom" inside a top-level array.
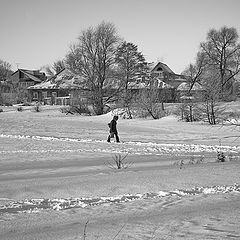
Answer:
[
  {"left": 17, "top": 106, "right": 23, "bottom": 112},
  {"left": 4, "top": 102, "right": 13, "bottom": 106},
  {"left": 179, "top": 159, "right": 184, "bottom": 169},
  {"left": 189, "top": 155, "right": 204, "bottom": 164},
  {"left": 22, "top": 102, "right": 32, "bottom": 106},
  {"left": 196, "top": 155, "right": 204, "bottom": 164},
  {"left": 174, "top": 155, "right": 204, "bottom": 168},
  {"left": 33, "top": 103, "right": 41, "bottom": 112},
  {"left": 173, "top": 159, "right": 184, "bottom": 169},
  {"left": 217, "top": 151, "right": 226, "bottom": 162},
  {"left": 105, "top": 153, "right": 132, "bottom": 170},
  {"left": 73, "top": 105, "right": 91, "bottom": 115},
  {"left": 60, "top": 105, "right": 91, "bottom": 115},
  {"left": 227, "top": 152, "right": 236, "bottom": 161}
]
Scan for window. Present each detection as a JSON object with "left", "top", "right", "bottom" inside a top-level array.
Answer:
[
  {"left": 33, "top": 92, "right": 38, "bottom": 100},
  {"left": 52, "top": 92, "right": 57, "bottom": 97},
  {"left": 42, "top": 91, "right": 48, "bottom": 99}
]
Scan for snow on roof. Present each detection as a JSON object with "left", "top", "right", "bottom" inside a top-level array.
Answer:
[
  {"left": 28, "top": 69, "right": 86, "bottom": 90},
  {"left": 128, "top": 81, "right": 147, "bottom": 89},
  {"left": 22, "top": 71, "right": 42, "bottom": 83},
  {"left": 149, "top": 62, "right": 175, "bottom": 74},
  {"left": 177, "top": 82, "right": 204, "bottom": 91}
]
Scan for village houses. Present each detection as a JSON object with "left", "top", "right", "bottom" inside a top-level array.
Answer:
[{"left": 27, "top": 62, "right": 190, "bottom": 105}]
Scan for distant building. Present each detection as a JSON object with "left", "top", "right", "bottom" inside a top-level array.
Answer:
[
  {"left": 128, "top": 62, "right": 187, "bottom": 102},
  {"left": 1, "top": 69, "right": 46, "bottom": 104},
  {"left": 6, "top": 69, "right": 46, "bottom": 90},
  {"left": 148, "top": 62, "right": 186, "bottom": 87},
  {"left": 28, "top": 69, "right": 88, "bottom": 105},
  {"left": 27, "top": 62, "right": 192, "bottom": 105}
]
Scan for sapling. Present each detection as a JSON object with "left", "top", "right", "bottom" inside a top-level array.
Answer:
[{"left": 105, "top": 153, "right": 132, "bottom": 170}]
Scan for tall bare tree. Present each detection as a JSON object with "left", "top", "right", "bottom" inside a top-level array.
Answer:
[
  {"left": 199, "top": 67, "right": 223, "bottom": 124},
  {"left": 200, "top": 26, "right": 240, "bottom": 98},
  {"left": 0, "top": 59, "right": 12, "bottom": 81},
  {"left": 182, "top": 51, "right": 207, "bottom": 94},
  {"left": 0, "top": 59, "right": 13, "bottom": 104},
  {"left": 66, "top": 22, "right": 121, "bottom": 115}
]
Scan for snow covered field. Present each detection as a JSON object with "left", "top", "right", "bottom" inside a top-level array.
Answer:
[{"left": 0, "top": 105, "right": 240, "bottom": 239}]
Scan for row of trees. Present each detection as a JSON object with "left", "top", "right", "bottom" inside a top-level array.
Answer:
[
  {"left": 1, "top": 23, "right": 240, "bottom": 120},
  {"left": 64, "top": 22, "right": 150, "bottom": 115},
  {"left": 184, "top": 26, "right": 240, "bottom": 97},
  {"left": 49, "top": 23, "right": 240, "bottom": 118},
  {"left": 181, "top": 26, "right": 240, "bottom": 124}
]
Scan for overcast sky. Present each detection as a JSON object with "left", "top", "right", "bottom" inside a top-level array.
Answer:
[{"left": 1, "top": 0, "right": 240, "bottom": 73}]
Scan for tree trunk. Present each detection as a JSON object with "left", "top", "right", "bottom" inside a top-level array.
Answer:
[
  {"left": 211, "top": 101, "right": 216, "bottom": 125},
  {"left": 126, "top": 105, "right": 132, "bottom": 119},
  {"left": 206, "top": 100, "right": 211, "bottom": 124},
  {"left": 161, "top": 101, "right": 165, "bottom": 111}
]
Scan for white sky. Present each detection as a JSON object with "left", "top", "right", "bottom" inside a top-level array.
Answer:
[{"left": 0, "top": 0, "right": 240, "bottom": 73}]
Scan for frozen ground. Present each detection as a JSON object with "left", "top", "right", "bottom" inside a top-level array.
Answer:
[{"left": 0, "top": 105, "right": 240, "bottom": 239}]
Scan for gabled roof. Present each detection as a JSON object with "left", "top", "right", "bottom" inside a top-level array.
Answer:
[
  {"left": 149, "top": 62, "right": 175, "bottom": 74},
  {"left": 28, "top": 68, "right": 86, "bottom": 90},
  {"left": 21, "top": 70, "right": 42, "bottom": 83},
  {"left": 10, "top": 69, "right": 43, "bottom": 83}
]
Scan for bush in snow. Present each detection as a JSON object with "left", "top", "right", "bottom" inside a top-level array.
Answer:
[
  {"left": 105, "top": 153, "right": 132, "bottom": 170},
  {"left": 17, "top": 106, "right": 23, "bottom": 112},
  {"left": 217, "top": 151, "right": 226, "bottom": 162},
  {"left": 33, "top": 102, "right": 41, "bottom": 112}
]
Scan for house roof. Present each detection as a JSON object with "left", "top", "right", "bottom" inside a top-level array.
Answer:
[
  {"left": 149, "top": 62, "right": 175, "bottom": 74},
  {"left": 28, "top": 68, "right": 86, "bottom": 90},
  {"left": 128, "top": 81, "right": 147, "bottom": 89},
  {"left": 177, "top": 82, "right": 204, "bottom": 91},
  {"left": 22, "top": 71, "right": 42, "bottom": 83},
  {"left": 10, "top": 69, "right": 43, "bottom": 83}
]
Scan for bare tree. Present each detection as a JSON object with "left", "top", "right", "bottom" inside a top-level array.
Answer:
[
  {"left": 115, "top": 41, "right": 148, "bottom": 118},
  {"left": 182, "top": 51, "right": 207, "bottom": 94},
  {"left": 0, "top": 59, "right": 13, "bottom": 104},
  {"left": 200, "top": 26, "right": 240, "bottom": 99},
  {"left": 199, "top": 68, "right": 224, "bottom": 124},
  {"left": 43, "top": 60, "right": 65, "bottom": 77},
  {"left": 0, "top": 59, "right": 12, "bottom": 82},
  {"left": 137, "top": 77, "right": 164, "bottom": 119},
  {"left": 66, "top": 21, "right": 121, "bottom": 115}
]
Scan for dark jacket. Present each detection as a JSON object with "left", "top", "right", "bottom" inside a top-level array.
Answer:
[{"left": 109, "top": 119, "right": 117, "bottom": 133}]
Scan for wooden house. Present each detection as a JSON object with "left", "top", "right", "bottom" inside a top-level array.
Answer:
[
  {"left": 177, "top": 82, "right": 205, "bottom": 101},
  {"left": 129, "top": 62, "right": 187, "bottom": 102},
  {"left": 7, "top": 69, "right": 46, "bottom": 90},
  {"left": 28, "top": 69, "right": 89, "bottom": 105}
]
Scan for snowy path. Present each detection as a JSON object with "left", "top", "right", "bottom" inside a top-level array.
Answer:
[
  {"left": 1, "top": 133, "right": 240, "bottom": 155},
  {"left": 1, "top": 184, "right": 239, "bottom": 214}
]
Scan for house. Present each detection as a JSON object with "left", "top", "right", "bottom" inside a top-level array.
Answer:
[
  {"left": 105, "top": 61, "right": 188, "bottom": 103},
  {"left": 28, "top": 62, "right": 188, "bottom": 105},
  {"left": 146, "top": 62, "right": 187, "bottom": 102},
  {"left": 7, "top": 69, "right": 46, "bottom": 90},
  {"left": 1, "top": 69, "right": 46, "bottom": 104},
  {"left": 177, "top": 82, "right": 205, "bottom": 101},
  {"left": 148, "top": 62, "right": 186, "bottom": 87},
  {"left": 28, "top": 69, "right": 88, "bottom": 105}
]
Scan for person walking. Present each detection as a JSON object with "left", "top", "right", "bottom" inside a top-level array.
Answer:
[{"left": 107, "top": 115, "right": 120, "bottom": 143}]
